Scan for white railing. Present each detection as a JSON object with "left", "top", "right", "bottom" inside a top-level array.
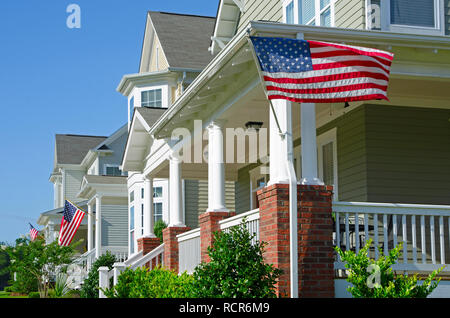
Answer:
[
  {"left": 333, "top": 201, "right": 450, "bottom": 273},
  {"left": 101, "top": 246, "right": 128, "bottom": 262},
  {"left": 178, "top": 228, "right": 201, "bottom": 274},
  {"left": 219, "top": 208, "right": 260, "bottom": 245},
  {"left": 129, "top": 243, "right": 165, "bottom": 270}
]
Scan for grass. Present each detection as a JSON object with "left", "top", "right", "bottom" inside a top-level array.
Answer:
[{"left": 0, "top": 291, "right": 28, "bottom": 298}]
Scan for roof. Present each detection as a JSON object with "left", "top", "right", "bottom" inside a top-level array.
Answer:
[
  {"left": 55, "top": 134, "right": 107, "bottom": 165},
  {"left": 149, "top": 11, "right": 216, "bottom": 69},
  {"left": 135, "top": 107, "right": 168, "bottom": 129}
]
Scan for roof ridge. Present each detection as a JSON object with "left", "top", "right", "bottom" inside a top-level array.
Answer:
[
  {"left": 149, "top": 10, "right": 215, "bottom": 20},
  {"left": 56, "top": 134, "right": 108, "bottom": 138}
]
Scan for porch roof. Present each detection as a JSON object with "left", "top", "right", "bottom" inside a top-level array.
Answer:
[
  {"left": 37, "top": 200, "right": 88, "bottom": 225},
  {"left": 77, "top": 175, "right": 128, "bottom": 200}
]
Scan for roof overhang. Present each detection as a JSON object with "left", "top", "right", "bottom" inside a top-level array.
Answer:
[
  {"left": 209, "top": 0, "right": 241, "bottom": 55},
  {"left": 77, "top": 176, "right": 128, "bottom": 200}
]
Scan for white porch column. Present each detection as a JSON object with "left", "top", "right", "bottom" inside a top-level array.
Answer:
[
  {"left": 87, "top": 202, "right": 94, "bottom": 251},
  {"left": 143, "top": 177, "right": 155, "bottom": 237},
  {"left": 268, "top": 99, "right": 292, "bottom": 185},
  {"left": 207, "top": 121, "right": 228, "bottom": 212},
  {"left": 95, "top": 195, "right": 102, "bottom": 259},
  {"left": 169, "top": 155, "right": 184, "bottom": 227},
  {"left": 300, "top": 103, "right": 324, "bottom": 185}
]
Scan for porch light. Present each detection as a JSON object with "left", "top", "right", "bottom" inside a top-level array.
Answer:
[{"left": 245, "top": 121, "right": 263, "bottom": 131}]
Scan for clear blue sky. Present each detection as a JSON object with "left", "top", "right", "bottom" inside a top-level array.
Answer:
[{"left": 0, "top": 0, "right": 218, "bottom": 243}]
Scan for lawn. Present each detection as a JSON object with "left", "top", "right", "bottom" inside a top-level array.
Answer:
[{"left": 0, "top": 291, "right": 28, "bottom": 298}]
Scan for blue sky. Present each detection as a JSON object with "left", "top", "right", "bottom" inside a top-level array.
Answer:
[{"left": 0, "top": 0, "right": 218, "bottom": 243}]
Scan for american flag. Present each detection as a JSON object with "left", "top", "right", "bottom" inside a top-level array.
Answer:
[
  {"left": 58, "top": 200, "right": 85, "bottom": 246},
  {"left": 250, "top": 36, "right": 394, "bottom": 103},
  {"left": 29, "top": 223, "right": 39, "bottom": 241}
]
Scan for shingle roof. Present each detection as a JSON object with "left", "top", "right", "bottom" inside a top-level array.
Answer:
[
  {"left": 55, "top": 134, "right": 107, "bottom": 165},
  {"left": 135, "top": 107, "right": 167, "bottom": 129},
  {"left": 149, "top": 11, "right": 216, "bottom": 70}
]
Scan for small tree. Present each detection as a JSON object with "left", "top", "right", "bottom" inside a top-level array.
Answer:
[
  {"left": 80, "top": 252, "right": 116, "bottom": 298},
  {"left": 335, "top": 239, "right": 443, "bottom": 298},
  {"left": 154, "top": 220, "right": 167, "bottom": 243},
  {"left": 3, "top": 237, "right": 77, "bottom": 297},
  {"left": 192, "top": 219, "right": 282, "bottom": 298}
]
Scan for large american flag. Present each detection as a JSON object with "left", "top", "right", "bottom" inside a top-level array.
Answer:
[
  {"left": 29, "top": 223, "right": 39, "bottom": 241},
  {"left": 250, "top": 36, "right": 394, "bottom": 103},
  {"left": 58, "top": 200, "right": 85, "bottom": 246}
]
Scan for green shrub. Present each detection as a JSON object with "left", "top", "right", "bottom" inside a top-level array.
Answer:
[
  {"left": 192, "top": 219, "right": 282, "bottom": 298},
  {"left": 28, "top": 291, "right": 40, "bottom": 298},
  {"left": 104, "top": 266, "right": 194, "bottom": 298},
  {"left": 336, "top": 239, "right": 443, "bottom": 298},
  {"left": 154, "top": 220, "right": 167, "bottom": 243},
  {"left": 50, "top": 273, "right": 71, "bottom": 298},
  {"left": 3, "top": 286, "right": 13, "bottom": 293},
  {"left": 80, "top": 252, "right": 116, "bottom": 298}
]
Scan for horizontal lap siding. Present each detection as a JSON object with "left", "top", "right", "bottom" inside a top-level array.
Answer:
[
  {"left": 64, "top": 169, "right": 85, "bottom": 202},
  {"left": 335, "top": 0, "right": 365, "bottom": 29},
  {"left": 446, "top": 0, "right": 450, "bottom": 36},
  {"left": 235, "top": 163, "right": 260, "bottom": 214},
  {"left": 237, "top": 0, "right": 282, "bottom": 33},
  {"left": 101, "top": 205, "right": 128, "bottom": 247},
  {"left": 365, "top": 105, "right": 450, "bottom": 205}
]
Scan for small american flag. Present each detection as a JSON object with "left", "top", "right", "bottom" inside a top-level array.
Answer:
[
  {"left": 29, "top": 223, "right": 39, "bottom": 241},
  {"left": 250, "top": 36, "right": 394, "bottom": 103},
  {"left": 58, "top": 200, "right": 85, "bottom": 246}
]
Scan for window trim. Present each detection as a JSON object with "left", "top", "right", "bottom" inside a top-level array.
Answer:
[
  {"left": 141, "top": 88, "right": 163, "bottom": 108},
  {"left": 104, "top": 164, "right": 124, "bottom": 176},
  {"left": 284, "top": 0, "right": 335, "bottom": 27}
]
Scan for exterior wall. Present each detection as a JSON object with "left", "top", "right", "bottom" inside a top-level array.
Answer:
[
  {"left": 101, "top": 204, "right": 128, "bottom": 247},
  {"left": 184, "top": 179, "right": 236, "bottom": 228},
  {"left": 63, "top": 169, "right": 85, "bottom": 203},
  {"left": 235, "top": 163, "right": 259, "bottom": 214},
  {"left": 237, "top": 0, "right": 283, "bottom": 34},
  {"left": 98, "top": 132, "right": 128, "bottom": 175},
  {"left": 446, "top": 0, "right": 450, "bottom": 35},
  {"left": 149, "top": 34, "right": 169, "bottom": 72},
  {"left": 87, "top": 158, "right": 99, "bottom": 175},
  {"left": 334, "top": 0, "right": 365, "bottom": 30},
  {"left": 364, "top": 105, "right": 450, "bottom": 205}
]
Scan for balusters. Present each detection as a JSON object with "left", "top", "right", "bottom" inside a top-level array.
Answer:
[
  {"left": 411, "top": 215, "right": 417, "bottom": 263},
  {"left": 364, "top": 214, "right": 369, "bottom": 246},
  {"left": 355, "top": 212, "right": 360, "bottom": 253},
  {"left": 421, "top": 215, "right": 426, "bottom": 264},
  {"left": 345, "top": 213, "right": 350, "bottom": 251},
  {"left": 335, "top": 212, "right": 340, "bottom": 260},
  {"left": 402, "top": 214, "right": 407, "bottom": 264},
  {"left": 440, "top": 216, "right": 445, "bottom": 264},
  {"left": 430, "top": 216, "right": 436, "bottom": 264},
  {"left": 383, "top": 214, "right": 388, "bottom": 256},
  {"left": 393, "top": 215, "right": 397, "bottom": 249},
  {"left": 374, "top": 214, "right": 379, "bottom": 259}
]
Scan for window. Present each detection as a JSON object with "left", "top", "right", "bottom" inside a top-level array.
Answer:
[
  {"left": 129, "top": 96, "right": 134, "bottom": 120},
  {"left": 141, "top": 187, "right": 144, "bottom": 199},
  {"left": 141, "top": 89, "right": 162, "bottom": 108},
  {"left": 141, "top": 204, "right": 144, "bottom": 236},
  {"left": 104, "top": 165, "right": 122, "bottom": 176},
  {"left": 286, "top": 1, "right": 294, "bottom": 24},
  {"left": 249, "top": 166, "right": 269, "bottom": 210},
  {"left": 299, "top": 0, "right": 333, "bottom": 27},
  {"left": 129, "top": 190, "right": 134, "bottom": 203},
  {"left": 154, "top": 202, "right": 163, "bottom": 223},
  {"left": 367, "top": 0, "right": 443, "bottom": 35},
  {"left": 153, "top": 187, "right": 163, "bottom": 198},
  {"left": 129, "top": 205, "right": 135, "bottom": 254}
]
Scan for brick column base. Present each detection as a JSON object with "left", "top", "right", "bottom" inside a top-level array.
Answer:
[
  {"left": 162, "top": 226, "right": 191, "bottom": 272},
  {"left": 199, "top": 211, "right": 236, "bottom": 263},
  {"left": 137, "top": 236, "right": 161, "bottom": 268},
  {"left": 257, "top": 183, "right": 335, "bottom": 298}
]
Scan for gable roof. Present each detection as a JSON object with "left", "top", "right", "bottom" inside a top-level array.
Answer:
[
  {"left": 148, "top": 11, "right": 216, "bottom": 70},
  {"left": 135, "top": 107, "right": 168, "bottom": 130},
  {"left": 55, "top": 134, "right": 107, "bottom": 165}
]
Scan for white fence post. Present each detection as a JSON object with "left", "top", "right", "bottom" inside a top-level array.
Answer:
[
  {"left": 113, "top": 262, "right": 126, "bottom": 286},
  {"left": 98, "top": 266, "right": 110, "bottom": 298}
]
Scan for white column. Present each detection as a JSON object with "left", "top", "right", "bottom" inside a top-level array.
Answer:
[
  {"left": 169, "top": 155, "right": 184, "bottom": 227},
  {"left": 87, "top": 202, "right": 94, "bottom": 251},
  {"left": 268, "top": 99, "right": 292, "bottom": 185},
  {"left": 143, "top": 177, "right": 155, "bottom": 237},
  {"left": 300, "top": 103, "right": 324, "bottom": 185},
  {"left": 207, "top": 121, "right": 228, "bottom": 212},
  {"left": 95, "top": 195, "right": 102, "bottom": 259}
]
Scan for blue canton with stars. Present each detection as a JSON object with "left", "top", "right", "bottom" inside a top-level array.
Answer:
[
  {"left": 63, "top": 200, "right": 78, "bottom": 223},
  {"left": 250, "top": 36, "right": 313, "bottom": 73}
]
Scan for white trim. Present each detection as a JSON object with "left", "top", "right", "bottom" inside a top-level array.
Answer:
[
  {"left": 219, "top": 208, "right": 260, "bottom": 230},
  {"left": 177, "top": 227, "right": 200, "bottom": 243},
  {"left": 103, "top": 164, "right": 125, "bottom": 176},
  {"left": 317, "top": 128, "right": 338, "bottom": 200}
]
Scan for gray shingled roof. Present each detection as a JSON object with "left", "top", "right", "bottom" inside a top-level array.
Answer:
[
  {"left": 135, "top": 107, "right": 167, "bottom": 129},
  {"left": 149, "top": 11, "right": 216, "bottom": 70},
  {"left": 55, "top": 134, "right": 107, "bottom": 165}
]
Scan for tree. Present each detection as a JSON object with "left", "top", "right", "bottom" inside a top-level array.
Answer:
[
  {"left": 0, "top": 242, "right": 10, "bottom": 291},
  {"left": 3, "top": 237, "right": 77, "bottom": 297},
  {"left": 80, "top": 252, "right": 116, "bottom": 298}
]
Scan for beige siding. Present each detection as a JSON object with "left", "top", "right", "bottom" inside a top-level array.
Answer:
[
  {"left": 334, "top": 0, "right": 365, "bottom": 30},
  {"left": 184, "top": 180, "right": 236, "bottom": 228},
  {"left": 64, "top": 169, "right": 85, "bottom": 203},
  {"left": 237, "top": 0, "right": 283, "bottom": 33},
  {"left": 149, "top": 35, "right": 169, "bottom": 72}
]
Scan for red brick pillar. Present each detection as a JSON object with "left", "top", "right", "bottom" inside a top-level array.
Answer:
[
  {"left": 137, "top": 237, "right": 161, "bottom": 268},
  {"left": 162, "top": 226, "right": 190, "bottom": 272},
  {"left": 257, "top": 184, "right": 334, "bottom": 298},
  {"left": 257, "top": 184, "right": 291, "bottom": 297},
  {"left": 297, "top": 184, "right": 334, "bottom": 298},
  {"left": 199, "top": 211, "right": 236, "bottom": 263}
]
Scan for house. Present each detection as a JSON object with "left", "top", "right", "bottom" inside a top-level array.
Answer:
[{"left": 111, "top": 0, "right": 450, "bottom": 298}]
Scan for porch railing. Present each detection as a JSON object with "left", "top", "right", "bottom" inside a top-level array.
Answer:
[
  {"left": 219, "top": 208, "right": 260, "bottom": 245},
  {"left": 178, "top": 228, "right": 201, "bottom": 274},
  {"left": 333, "top": 201, "right": 450, "bottom": 273}
]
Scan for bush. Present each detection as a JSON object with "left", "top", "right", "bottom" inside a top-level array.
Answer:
[
  {"left": 103, "top": 266, "right": 194, "bottom": 298},
  {"left": 28, "top": 291, "right": 40, "bottom": 298},
  {"left": 192, "top": 219, "right": 282, "bottom": 298},
  {"left": 80, "top": 252, "right": 116, "bottom": 298},
  {"left": 336, "top": 239, "right": 443, "bottom": 298},
  {"left": 154, "top": 220, "right": 167, "bottom": 243}
]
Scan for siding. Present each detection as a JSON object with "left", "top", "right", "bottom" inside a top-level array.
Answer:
[
  {"left": 64, "top": 169, "right": 85, "bottom": 202},
  {"left": 98, "top": 131, "right": 127, "bottom": 174},
  {"left": 365, "top": 105, "right": 450, "bottom": 205},
  {"left": 101, "top": 205, "right": 128, "bottom": 247},
  {"left": 237, "top": 0, "right": 283, "bottom": 34},
  {"left": 150, "top": 34, "right": 169, "bottom": 72},
  {"left": 334, "top": 0, "right": 365, "bottom": 29},
  {"left": 184, "top": 180, "right": 236, "bottom": 228},
  {"left": 235, "top": 163, "right": 259, "bottom": 214}
]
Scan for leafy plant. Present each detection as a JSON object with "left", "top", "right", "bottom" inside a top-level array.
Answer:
[
  {"left": 28, "top": 291, "right": 40, "bottom": 298},
  {"left": 51, "top": 272, "right": 71, "bottom": 298},
  {"left": 192, "top": 219, "right": 282, "bottom": 298},
  {"left": 335, "top": 239, "right": 443, "bottom": 298},
  {"left": 154, "top": 220, "right": 167, "bottom": 243},
  {"left": 103, "top": 266, "right": 195, "bottom": 298},
  {"left": 80, "top": 252, "right": 116, "bottom": 298}
]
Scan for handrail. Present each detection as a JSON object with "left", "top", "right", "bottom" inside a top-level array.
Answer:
[
  {"left": 219, "top": 208, "right": 260, "bottom": 230},
  {"left": 129, "top": 243, "right": 165, "bottom": 270},
  {"left": 333, "top": 201, "right": 450, "bottom": 215},
  {"left": 124, "top": 251, "right": 143, "bottom": 266},
  {"left": 177, "top": 228, "right": 200, "bottom": 243}
]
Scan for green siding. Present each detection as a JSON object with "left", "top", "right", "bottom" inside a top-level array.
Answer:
[
  {"left": 365, "top": 105, "right": 450, "bottom": 205},
  {"left": 334, "top": 0, "right": 365, "bottom": 30},
  {"left": 446, "top": 0, "right": 450, "bottom": 35},
  {"left": 237, "top": 0, "right": 282, "bottom": 34}
]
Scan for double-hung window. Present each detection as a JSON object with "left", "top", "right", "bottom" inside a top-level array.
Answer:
[
  {"left": 284, "top": 0, "right": 334, "bottom": 27},
  {"left": 141, "top": 89, "right": 162, "bottom": 108},
  {"left": 153, "top": 186, "right": 163, "bottom": 223},
  {"left": 104, "top": 164, "right": 122, "bottom": 176}
]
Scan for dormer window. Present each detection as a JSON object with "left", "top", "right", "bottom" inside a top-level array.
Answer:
[{"left": 141, "top": 89, "right": 162, "bottom": 108}]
